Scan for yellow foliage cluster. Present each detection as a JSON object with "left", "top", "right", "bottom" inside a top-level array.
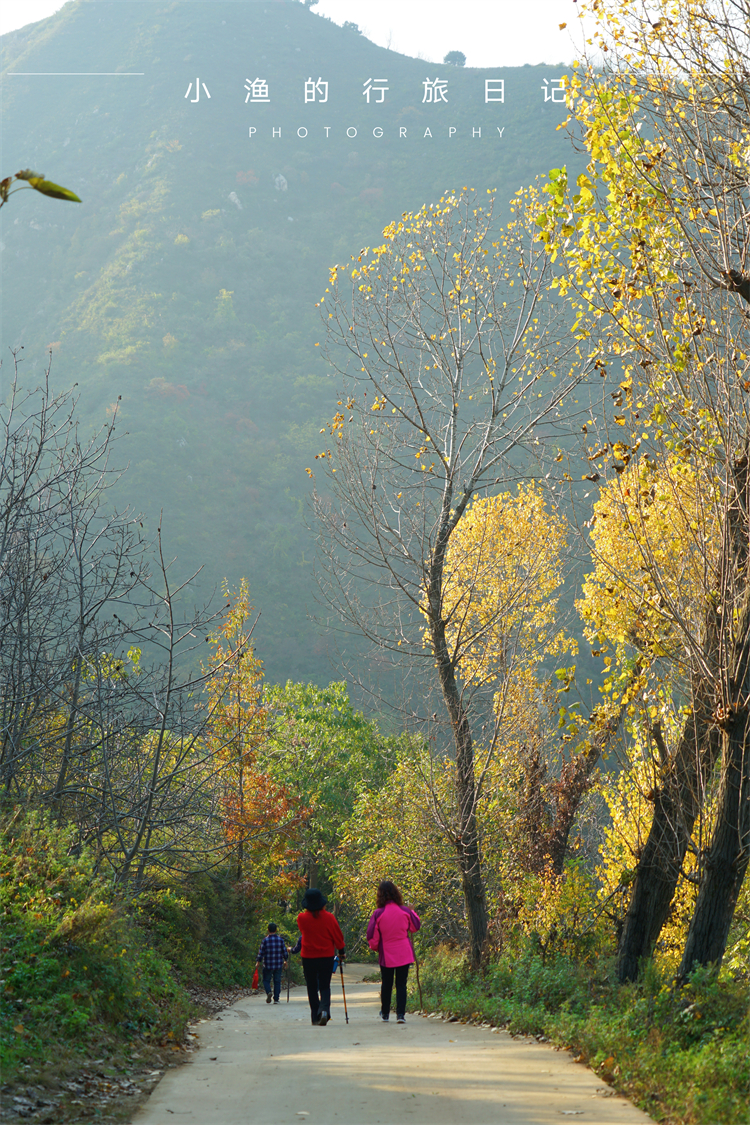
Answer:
[
  {"left": 596, "top": 748, "right": 708, "bottom": 968},
  {"left": 580, "top": 457, "right": 720, "bottom": 676},
  {"left": 443, "top": 482, "right": 576, "bottom": 693},
  {"left": 335, "top": 751, "right": 462, "bottom": 938},
  {"left": 516, "top": 861, "right": 606, "bottom": 960},
  {"left": 535, "top": 3, "right": 750, "bottom": 477},
  {"left": 202, "top": 581, "right": 304, "bottom": 898}
]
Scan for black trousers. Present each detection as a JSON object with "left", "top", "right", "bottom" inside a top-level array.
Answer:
[
  {"left": 302, "top": 956, "right": 334, "bottom": 1023},
  {"left": 380, "top": 963, "right": 410, "bottom": 1018}
]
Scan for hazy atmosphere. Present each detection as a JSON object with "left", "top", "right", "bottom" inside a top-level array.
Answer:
[
  {"left": 0, "top": 0, "right": 586, "bottom": 65},
  {"left": 1, "top": 3, "right": 747, "bottom": 1124}
]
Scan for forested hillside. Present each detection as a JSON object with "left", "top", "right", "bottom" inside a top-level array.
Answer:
[{"left": 0, "top": 0, "right": 572, "bottom": 682}]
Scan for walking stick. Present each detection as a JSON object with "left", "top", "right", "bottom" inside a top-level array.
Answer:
[
  {"left": 339, "top": 959, "right": 349, "bottom": 1023},
  {"left": 286, "top": 961, "right": 290, "bottom": 1003},
  {"left": 409, "top": 934, "right": 424, "bottom": 1012}
]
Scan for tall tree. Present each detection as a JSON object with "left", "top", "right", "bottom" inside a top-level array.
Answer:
[
  {"left": 203, "top": 582, "right": 304, "bottom": 891},
  {"left": 0, "top": 352, "right": 142, "bottom": 799},
  {"left": 442, "top": 482, "right": 609, "bottom": 879},
  {"left": 541, "top": 0, "right": 750, "bottom": 977},
  {"left": 312, "top": 189, "right": 590, "bottom": 965},
  {"left": 262, "top": 681, "right": 396, "bottom": 894},
  {"left": 578, "top": 457, "right": 723, "bottom": 975}
]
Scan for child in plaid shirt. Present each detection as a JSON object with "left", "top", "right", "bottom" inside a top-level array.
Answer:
[{"left": 256, "top": 922, "right": 288, "bottom": 1004}]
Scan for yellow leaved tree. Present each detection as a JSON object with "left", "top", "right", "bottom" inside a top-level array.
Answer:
[
  {"left": 313, "top": 188, "right": 593, "bottom": 966},
  {"left": 444, "top": 483, "right": 618, "bottom": 923},
  {"left": 580, "top": 456, "right": 721, "bottom": 695},
  {"left": 442, "top": 482, "right": 573, "bottom": 693},
  {"left": 539, "top": 0, "right": 750, "bottom": 979},
  {"left": 203, "top": 580, "right": 304, "bottom": 900}
]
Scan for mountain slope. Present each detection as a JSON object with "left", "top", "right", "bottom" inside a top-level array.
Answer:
[{"left": 1, "top": 0, "right": 575, "bottom": 682}]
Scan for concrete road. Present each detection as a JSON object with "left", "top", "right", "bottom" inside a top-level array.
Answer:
[{"left": 132, "top": 963, "right": 654, "bottom": 1125}]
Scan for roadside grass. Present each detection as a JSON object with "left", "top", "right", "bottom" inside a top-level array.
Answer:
[
  {"left": 0, "top": 811, "right": 190, "bottom": 1089},
  {"left": 410, "top": 945, "right": 749, "bottom": 1125}
]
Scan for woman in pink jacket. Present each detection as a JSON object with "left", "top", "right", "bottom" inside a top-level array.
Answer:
[{"left": 366, "top": 880, "right": 420, "bottom": 1024}]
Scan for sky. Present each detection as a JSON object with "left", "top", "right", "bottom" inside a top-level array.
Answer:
[{"left": 0, "top": 0, "right": 587, "bottom": 68}]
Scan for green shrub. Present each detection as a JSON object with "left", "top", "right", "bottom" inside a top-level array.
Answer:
[
  {"left": 133, "top": 871, "right": 300, "bottom": 987},
  {"left": 0, "top": 810, "right": 189, "bottom": 1081}
]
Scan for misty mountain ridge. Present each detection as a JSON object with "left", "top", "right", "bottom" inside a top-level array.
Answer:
[{"left": 1, "top": 0, "right": 574, "bottom": 683}]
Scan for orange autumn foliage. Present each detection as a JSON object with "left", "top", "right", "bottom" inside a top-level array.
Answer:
[{"left": 204, "top": 580, "right": 305, "bottom": 896}]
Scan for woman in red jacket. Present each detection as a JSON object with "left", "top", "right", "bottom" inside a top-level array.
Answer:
[{"left": 293, "top": 888, "right": 345, "bottom": 1025}]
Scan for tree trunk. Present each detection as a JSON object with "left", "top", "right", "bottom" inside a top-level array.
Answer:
[
  {"left": 617, "top": 670, "right": 719, "bottom": 982},
  {"left": 307, "top": 856, "right": 319, "bottom": 889},
  {"left": 547, "top": 718, "right": 614, "bottom": 877},
  {"left": 455, "top": 733, "right": 489, "bottom": 968},
  {"left": 430, "top": 608, "right": 488, "bottom": 968},
  {"left": 678, "top": 709, "right": 750, "bottom": 978},
  {"left": 237, "top": 758, "right": 244, "bottom": 882},
  {"left": 618, "top": 453, "right": 749, "bottom": 982},
  {"left": 457, "top": 836, "right": 488, "bottom": 967},
  {"left": 237, "top": 837, "right": 244, "bottom": 884},
  {"left": 677, "top": 453, "right": 750, "bottom": 977}
]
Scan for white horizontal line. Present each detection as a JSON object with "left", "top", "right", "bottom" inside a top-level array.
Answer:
[{"left": 8, "top": 72, "right": 145, "bottom": 76}]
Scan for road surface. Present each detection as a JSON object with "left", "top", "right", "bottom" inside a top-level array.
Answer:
[{"left": 132, "top": 962, "right": 654, "bottom": 1125}]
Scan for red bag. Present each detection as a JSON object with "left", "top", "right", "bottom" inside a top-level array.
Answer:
[{"left": 252, "top": 966, "right": 259, "bottom": 990}]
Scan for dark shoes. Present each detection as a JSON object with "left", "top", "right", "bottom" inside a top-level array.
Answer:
[
  {"left": 265, "top": 993, "right": 272, "bottom": 1004},
  {"left": 317, "top": 1010, "right": 330, "bottom": 1025}
]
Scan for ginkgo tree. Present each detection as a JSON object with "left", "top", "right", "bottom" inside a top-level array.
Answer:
[
  {"left": 539, "top": 0, "right": 750, "bottom": 979},
  {"left": 311, "top": 188, "right": 593, "bottom": 966},
  {"left": 442, "top": 482, "right": 573, "bottom": 692},
  {"left": 441, "top": 482, "right": 613, "bottom": 880},
  {"left": 579, "top": 459, "right": 720, "bottom": 671}
]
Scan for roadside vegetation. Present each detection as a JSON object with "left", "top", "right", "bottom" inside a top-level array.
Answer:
[
  {"left": 411, "top": 946, "right": 748, "bottom": 1125},
  {"left": 0, "top": 810, "right": 301, "bottom": 1120}
]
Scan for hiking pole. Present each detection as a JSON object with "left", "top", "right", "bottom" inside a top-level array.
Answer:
[
  {"left": 286, "top": 960, "right": 290, "bottom": 1003},
  {"left": 409, "top": 935, "right": 424, "bottom": 1012},
  {"left": 339, "top": 959, "right": 349, "bottom": 1023}
]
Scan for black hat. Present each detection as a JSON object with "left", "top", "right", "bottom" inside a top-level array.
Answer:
[{"left": 302, "top": 888, "right": 327, "bottom": 912}]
